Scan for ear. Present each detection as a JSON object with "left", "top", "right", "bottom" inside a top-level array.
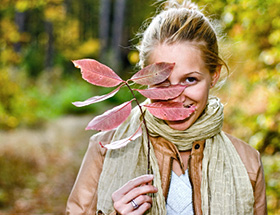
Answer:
[{"left": 210, "top": 66, "right": 221, "bottom": 88}]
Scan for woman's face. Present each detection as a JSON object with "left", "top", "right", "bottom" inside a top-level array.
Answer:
[{"left": 149, "top": 42, "right": 220, "bottom": 130}]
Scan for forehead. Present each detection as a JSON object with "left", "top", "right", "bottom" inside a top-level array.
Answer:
[{"left": 149, "top": 42, "right": 206, "bottom": 72}]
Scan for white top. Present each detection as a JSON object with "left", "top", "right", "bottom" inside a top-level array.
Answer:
[{"left": 166, "top": 170, "right": 194, "bottom": 215}]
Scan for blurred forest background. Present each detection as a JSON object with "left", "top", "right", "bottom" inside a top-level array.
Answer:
[{"left": 0, "top": 0, "right": 279, "bottom": 214}]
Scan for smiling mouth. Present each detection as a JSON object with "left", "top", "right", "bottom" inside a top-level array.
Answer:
[{"left": 184, "top": 104, "right": 194, "bottom": 108}]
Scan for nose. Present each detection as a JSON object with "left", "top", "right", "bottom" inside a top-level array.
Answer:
[{"left": 172, "top": 88, "right": 186, "bottom": 103}]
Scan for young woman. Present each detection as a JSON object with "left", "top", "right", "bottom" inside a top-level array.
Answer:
[{"left": 66, "top": 1, "right": 267, "bottom": 214}]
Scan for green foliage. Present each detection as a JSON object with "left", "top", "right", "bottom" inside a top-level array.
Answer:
[
  {"left": 262, "top": 154, "right": 280, "bottom": 215},
  {"left": 0, "top": 67, "right": 104, "bottom": 129}
]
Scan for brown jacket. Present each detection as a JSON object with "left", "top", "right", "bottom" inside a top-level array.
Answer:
[{"left": 66, "top": 130, "right": 267, "bottom": 215}]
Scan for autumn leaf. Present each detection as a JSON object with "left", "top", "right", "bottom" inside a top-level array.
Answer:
[
  {"left": 73, "top": 59, "right": 124, "bottom": 87},
  {"left": 134, "top": 85, "right": 186, "bottom": 100},
  {"left": 72, "top": 84, "right": 125, "bottom": 107},
  {"left": 100, "top": 124, "right": 142, "bottom": 149},
  {"left": 144, "top": 102, "right": 196, "bottom": 121},
  {"left": 129, "top": 62, "right": 175, "bottom": 85},
  {"left": 86, "top": 99, "right": 135, "bottom": 131}
]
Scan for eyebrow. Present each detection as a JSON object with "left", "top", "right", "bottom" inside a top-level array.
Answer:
[{"left": 184, "top": 71, "right": 204, "bottom": 76}]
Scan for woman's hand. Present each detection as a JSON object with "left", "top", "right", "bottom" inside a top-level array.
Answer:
[{"left": 112, "top": 174, "right": 158, "bottom": 215}]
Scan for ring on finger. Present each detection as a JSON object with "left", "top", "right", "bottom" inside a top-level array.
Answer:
[{"left": 131, "top": 199, "right": 139, "bottom": 210}]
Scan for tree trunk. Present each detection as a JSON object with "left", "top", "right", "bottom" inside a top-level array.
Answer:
[
  {"left": 99, "top": 0, "right": 111, "bottom": 63},
  {"left": 45, "top": 21, "right": 54, "bottom": 69},
  {"left": 64, "top": 0, "right": 72, "bottom": 14},
  {"left": 14, "top": 10, "right": 26, "bottom": 53},
  {"left": 111, "top": 0, "right": 126, "bottom": 73}
]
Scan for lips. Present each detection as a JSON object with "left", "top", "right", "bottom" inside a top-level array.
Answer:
[
  {"left": 184, "top": 104, "right": 194, "bottom": 108},
  {"left": 181, "top": 104, "right": 197, "bottom": 119}
]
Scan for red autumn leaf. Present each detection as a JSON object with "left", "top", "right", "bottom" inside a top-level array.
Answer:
[
  {"left": 144, "top": 102, "right": 196, "bottom": 121},
  {"left": 129, "top": 62, "right": 175, "bottom": 85},
  {"left": 72, "top": 83, "right": 125, "bottom": 107},
  {"left": 73, "top": 59, "right": 124, "bottom": 87},
  {"left": 100, "top": 124, "right": 142, "bottom": 149},
  {"left": 86, "top": 99, "right": 134, "bottom": 131},
  {"left": 134, "top": 85, "right": 186, "bottom": 100}
]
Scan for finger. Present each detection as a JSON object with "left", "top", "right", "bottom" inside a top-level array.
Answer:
[
  {"left": 115, "top": 174, "right": 154, "bottom": 197},
  {"left": 112, "top": 174, "right": 154, "bottom": 202},
  {"left": 114, "top": 196, "right": 152, "bottom": 215},
  {"left": 123, "top": 184, "right": 157, "bottom": 204},
  {"left": 133, "top": 194, "right": 153, "bottom": 207},
  {"left": 113, "top": 190, "right": 155, "bottom": 214},
  {"left": 130, "top": 202, "right": 152, "bottom": 215}
]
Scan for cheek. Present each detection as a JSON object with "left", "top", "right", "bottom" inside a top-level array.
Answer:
[{"left": 185, "top": 84, "right": 210, "bottom": 105}]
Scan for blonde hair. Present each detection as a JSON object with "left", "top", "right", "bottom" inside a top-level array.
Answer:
[{"left": 137, "top": 0, "right": 228, "bottom": 75}]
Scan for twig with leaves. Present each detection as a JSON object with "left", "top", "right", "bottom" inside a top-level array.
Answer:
[{"left": 72, "top": 59, "right": 196, "bottom": 173}]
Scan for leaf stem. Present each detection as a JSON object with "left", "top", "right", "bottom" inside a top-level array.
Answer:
[{"left": 125, "top": 82, "right": 151, "bottom": 174}]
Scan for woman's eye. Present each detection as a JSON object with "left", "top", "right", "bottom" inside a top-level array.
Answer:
[{"left": 183, "top": 77, "right": 197, "bottom": 85}]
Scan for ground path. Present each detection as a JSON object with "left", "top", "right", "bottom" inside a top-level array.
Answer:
[{"left": 0, "top": 115, "right": 95, "bottom": 214}]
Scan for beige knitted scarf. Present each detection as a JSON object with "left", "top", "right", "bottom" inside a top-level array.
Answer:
[{"left": 96, "top": 97, "right": 254, "bottom": 215}]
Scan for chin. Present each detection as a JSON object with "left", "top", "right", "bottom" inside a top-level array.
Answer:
[
  {"left": 166, "top": 118, "right": 193, "bottom": 131},
  {"left": 165, "top": 111, "right": 200, "bottom": 130}
]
